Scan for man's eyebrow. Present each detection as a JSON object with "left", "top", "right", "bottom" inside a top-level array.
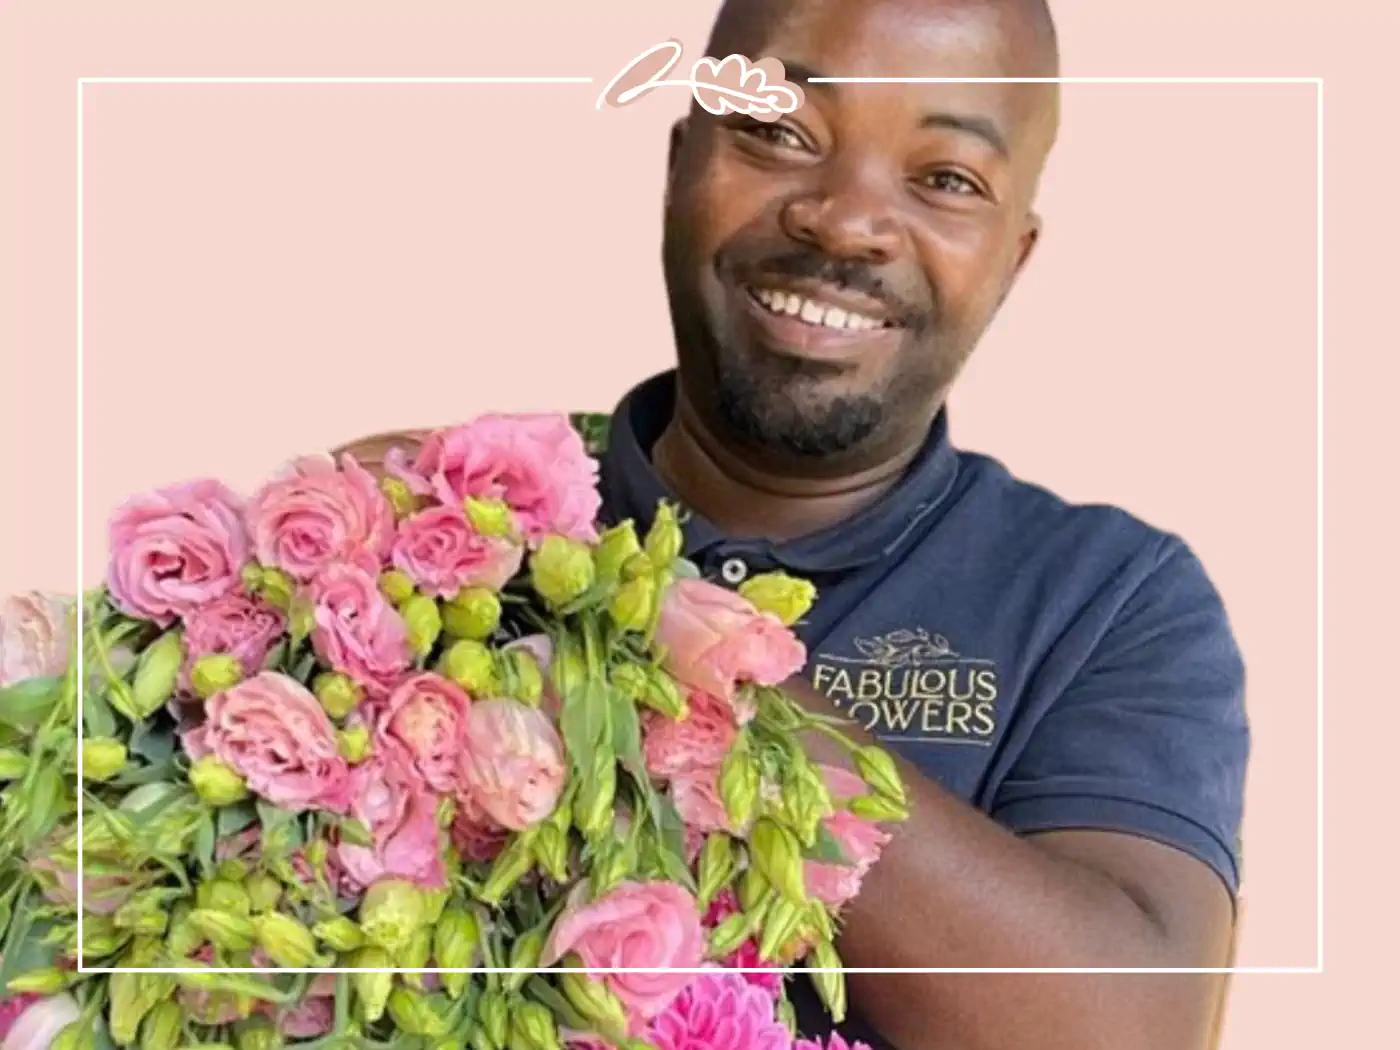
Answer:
[
  {"left": 775, "top": 60, "right": 833, "bottom": 96},
  {"left": 920, "top": 112, "right": 1011, "bottom": 158}
]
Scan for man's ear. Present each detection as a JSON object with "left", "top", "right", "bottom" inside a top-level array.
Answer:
[
  {"left": 996, "top": 212, "right": 1043, "bottom": 310},
  {"left": 665, "top": 117, "right": 688, "bottom": 206}
]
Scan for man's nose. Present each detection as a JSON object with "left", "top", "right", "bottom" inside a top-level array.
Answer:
[{"left": 779, "top": 166, "right": 904, "bottom": 265}]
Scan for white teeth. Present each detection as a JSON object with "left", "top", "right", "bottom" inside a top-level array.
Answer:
[
  {"left": 822, "top": 307, "right": 848, "bottom": 329},
  {"left": 782, "top": 295, "right": 801, "bottom": 316},
  {"left": 750, "top": 285, "right": 884, "bottom": 330}
]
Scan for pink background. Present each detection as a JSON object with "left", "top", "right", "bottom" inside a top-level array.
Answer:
[{"left": 1, "top": 1, "right": 1392, "bottom": 1045}]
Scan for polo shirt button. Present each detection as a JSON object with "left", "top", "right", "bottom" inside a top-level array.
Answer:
[{"left": 720, "top": 558, "right": 749, "bottom": 585}]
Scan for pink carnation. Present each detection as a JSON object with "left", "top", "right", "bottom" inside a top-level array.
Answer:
[
  {"left": 655, "top": 579, "right": 806, "bottom": 706},
  {"left": 196, "top": 671, "right": 352, "bottom": 813},
  {"left": 376, "top": 673, "right": 472, "bottom": 794},
  {"left": 389, "top": 414, "right": 601, "bottom": 544},
  {"left": 307, "top": 563, "right": 412, "bottom": 695},
  {"left": 0, "top": 592, "right": 72, "bottom": 687},
  {"left": 181, "top": 590, "right": 286, "bottom": 687},
  {"left": 245, "top": 453, "right": 395, "bottom": 582},
  {"left": 336, "top": 746, "right": 446, "bottom": 890},
  {"left": 449, "top": 792, "right": 511, "bottom": 864},
  {"left": 543, "top": 881, "right": 706, "bottom": 1025},
  {"left": 804, "top": 767, "right": 892, "bottom": 910},
  {"left": 794, "top": 1036, "right": 873, "bottom": 1050},
  {"left": 392, "top": 505, "right": 524, "bottom": 598},
  {"left": 643, "top": 690, "right": 738, "bottom": 781},
  {"left": 648, "top": 972, "right": 790, "bottom": 1050},
  {"left": 106, "top": 479, "right": 249, "bottom": 625},
  {"left": 460, "top": 698, "right": 567, "bottom": 831}
]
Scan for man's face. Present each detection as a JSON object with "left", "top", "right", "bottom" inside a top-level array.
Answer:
[{"left": 662, "top": 0, "right": 1057, "bottom": 465}]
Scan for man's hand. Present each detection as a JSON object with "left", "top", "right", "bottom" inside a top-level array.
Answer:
[
  {"left": 783, "top": 674, "right": 1236, "bottom": 1050},
  {"left": 330, "top": 429, "right": 431, "bottom": 479}
]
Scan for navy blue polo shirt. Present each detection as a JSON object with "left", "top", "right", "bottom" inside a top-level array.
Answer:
[{"left": 596, "top": 371, "right": 1248, "bottom": 1040}]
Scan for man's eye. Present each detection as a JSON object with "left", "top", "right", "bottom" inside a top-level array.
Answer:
[
  {"left": 920, "top": 170, "right": 983, "bottom": 197},
  {"left": 740, "top": 122, "right": 807, "bottom": 151}
]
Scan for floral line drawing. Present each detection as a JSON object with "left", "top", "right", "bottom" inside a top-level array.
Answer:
[{"left": 598, "top": 39, "right": 805, "bottom": 122}]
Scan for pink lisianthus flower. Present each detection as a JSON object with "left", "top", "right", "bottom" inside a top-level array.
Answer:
[
  {"left": 0, "top": 592, "right": 72, "bottom": 687},
  {"left": 392, "top": 505, "right": 524, "bottom": 599},
  {"left": 192, "top": 671, "right": 352, "bottom": 813},
  {"left": 647, "top": 972, "right": 791, "bottom": 1050},
  {"left": 655, "top": 579, "right": 807, "bottom": 707},
  {"left": 794, "top": 1036, "right": 874, "bottom": 1050},
  {"left": 803, "top": 767, "right": 893, "bottom": 910},
  {"left": 459, "top": 698, "right": 567, "bottom": 831},
  {"left": 245, "top": 453, "right": 395, "bottom": 583},
  {"left": 336, "top": 745, "right": 446, "bottom": 890},
  {"left": 670, "top": 768, "right": 734, "bottom": 836},
  {"left": 387, "top": 414, "right": 601, "bottom": 545},
  {"left": 643, "top": 690, "right": 738, "bottom": 781},
  {"left": 542, "top": 881, "right": 706, "bottom": 1026},
  {"left": 180, "top": 590, "right": 286, "bottom": 688},
  {"left": 376, "top": 672, "right": 472, "bottom": 794},
  {"left": 0, "top": 994, "right": 80, "bottom": 1050},
  {"left": 449, "top": 792, "right": 510, "bottom": 864},
  {"left": 106, "top": 480, "right": 249, "bottom": 625},
  {"left": 306, "top": 563, "right": 412, "bottom": 696},
  {"left": 701, "top": 891, "right": 784, "bottom": 999},
  {"left": 261, "top": 992, "right": 335, "bottom": 1040}
]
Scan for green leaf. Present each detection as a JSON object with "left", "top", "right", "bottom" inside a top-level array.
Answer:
[
  {"left": 652, "top": 795, "right": 697, "bottom": 892},
  {"left": 215, "top": 801, "right": 258, "bottom": 838},
  {"left": 803, "top": 823, "right": 851, "bottom": 866},
  {"left": 82, "top": 688, "right": 117, "bottom": 739},
  {"left": 22, "top": 763, "right": 64, "bottom": 846},
  {"left": 0, "top": 677, "right": 62, "bottom": 733},
  {"left": 193, "top": 811, "right": 216, "bottom": 876},
  {"left": 128, "top": 721, "right": 176, "bottom": 764},
  {"left": 610, "top": 687, "right": 644, "bottom": 777}
]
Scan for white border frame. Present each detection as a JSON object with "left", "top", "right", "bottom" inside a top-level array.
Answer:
[{"left": 73, "top": 72, "right": 1321, "bottom": 980}]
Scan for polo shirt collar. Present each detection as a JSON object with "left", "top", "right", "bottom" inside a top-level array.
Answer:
[{"left": 601, "top": 371, "right": 960, "bottom": 574}]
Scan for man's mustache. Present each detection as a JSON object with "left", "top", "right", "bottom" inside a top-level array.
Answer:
[{"left": 744, "top": 250, "right": 924, "bottom": 322}]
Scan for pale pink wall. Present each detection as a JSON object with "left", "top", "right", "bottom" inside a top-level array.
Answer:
[{"left": 2, "top": 2, "right": 1393, "bottom": 1045}]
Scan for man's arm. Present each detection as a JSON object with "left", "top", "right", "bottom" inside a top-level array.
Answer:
[
  {"left": 793, "top": 679, "right": 1234, "bottom": 1050},
  {"left": 331, "top": 429, "right": 431, "bottom": 476}
]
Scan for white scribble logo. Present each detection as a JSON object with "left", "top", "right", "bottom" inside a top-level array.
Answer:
[{"left": 599, "top": 39, "right": 805, "bottom": 122}]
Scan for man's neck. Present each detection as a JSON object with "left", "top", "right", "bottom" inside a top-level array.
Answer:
[{"left": 651, "top": 389, "right": 929, "bottom": 543}]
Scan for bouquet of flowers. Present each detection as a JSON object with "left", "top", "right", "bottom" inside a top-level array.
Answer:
[{"left": 0, "top": 414, "right": 907, "bottom": 1050}]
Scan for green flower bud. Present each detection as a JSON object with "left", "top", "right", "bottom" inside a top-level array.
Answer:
[
  {"left": 400, "top": 925, "right": 434, "bottom": 989},
  {"left": 559, "top": 969, "right": 629, "bottom": 1042},
  {"left": 502, "top": 649, "right": 544, "bottom": 705},
  {"left": 436, "top": 795, "right": 458, "bottom": 829},
  {"left": 359, "top": 878, "right": 428, "bottom": 957},
  {"left": 191, "top": 654, "right": 243, "bottom": 699},
  {"left": 530, "top": 536, "right": 595, "bottom": 608},
  {"left": 166, "top": 904, "right": 202, "bottom": 958},
  {"left": 758, "top": 896, "right": 804, "bottom": 962},
  {"left": 196, "top": 880, "right": 250, "bottom": 915},
  {"left": 5, "top": 967, "right": 69, "bottom": 994},
  {"left": 81, "top": 923, "right": 130, "bottom": 959},
  {"left": 706, "top": 912, "right": 754, "bottom": 960},
  {"left": 254, "top": 912, "right": 318, "bottom": 967},
  {"left": 443, "top": 588, "right": 502, "bottom": 640},
  {"left": 110, "top": 969, "right": 176, "bottom": 1045},
  {"left": 131, "top": 630, "right": 185, "bottom": 717},
  {"left": 245, "top": 873, "right": 282, "bottom": 914},
  {"left": 504, "top": 926, "right": 546, "bottom": 994},
  {"left": 469, "top": 1027, "right": 497, "bottom": 1050},
  {"left": 190, "top": 908, "right": 256, "bottom": 952},
  {"left": 639, "top": 668, "right": 687, "bottom": 719},
  {"left": 440, "top": 639, "right": 497, "bottom": 694},
  {"left": 259, "top": 569, "right": 295, "bottom": 610},
  {"left": 433, "top": 907, "right": 480, "bottom": 1000},
  {"left": 464, "top": 498, "right": 515, "bottom": 539},
  {"left": 140, "top": 1003, "right": 183, "bottom": 1050},
  {"left": 337, "top": 724, "right": 372, "bottom": 764},
  {"left": 607, "top": 576, "right": 655, "bottom": 633},
  {"left": 593, "top": 521, "right": 643, "bottom": 582},
  {"left": 533, "top": 823, "right": 570, "bottom": 883},
  {"left": 697, "top": 833, "right": 737, "bottom": 909},
  {"left": 810, "top": 939, "right": 847, "bottom": 1022},
  {"left": 388, "top": 987, "right": 449, "bottom": 1038},
  {"left": 750, "top": 818, "right": 805, "bottom": 903},
  {"left": 620, "top": 552, "right": 654, "bottom": 581},
  {"left": 737, "top": 571, "right": 816, "bottom": 627},
  {"left": 241, "top": 563, "right": 266, "bottom": 592},
  {"left": 382, "top": 477, "right": 420, "bottom": 520},
  {"left": 478, "top": 834, "right": 535, "bottom": 907},
  {"left": 0, "top": 747, "right": 27, "bottom": 780},
  {"left": 576, "top": 756, "right": 617, "bottom": 840},
  {"left": 81, "top": 738, "right": 128, "bottom": 782},
  {"left": 235, "top": 1017, "right": 281, "bottom": 1050},
  {"left": 847, "top": 793, "right": 909, "bottom": 823},
  {"left": 312, "top": 915, "right": 364, "bottom": 952},
  {"left": 510, "top": 1001, "right": 561, "bottom": 1050},
  {"left": 351, "top": 948, "right": 394, "bottom": 1023},
  {"left": 114, "top": 896, "right": 171, "bottom": 937},
  {"left": 608, "top": 663, "right": 647, "bottom": 702},
  {"left": 380, "top": 570, "right": 417, "bottom": 606},
  {"left": 719, "top": 742, "right": 759, "bottom": 830},
  {"left": 288, "top": 599, "right": 316, "bottom": 643},
  {"left": 402, "top": 595, "right": 443, "bottom": 659},
  {"left": 479, "top": 991, "right": 510, "bottom": 1049},
  {"left": 643, "top": 503, "right": 684, "bottom": 568},
  {"left": 852, "top": 746, "right": 907, "bottom": 805},
  {"left": 312, "top": 672, "right": 363, "bottom": 720},
  {"left": 189, "top": 756, "right": 249, "bottom": 806},
  {"left": 213, "top": 859, "right": 248, "bottom": 883}
]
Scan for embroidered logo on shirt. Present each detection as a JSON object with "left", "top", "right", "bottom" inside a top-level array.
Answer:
[{"left": 811, "top": 627, "right": 1000, "bottom": 745}]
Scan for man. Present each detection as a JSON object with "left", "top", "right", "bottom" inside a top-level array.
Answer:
[{"left": 341, "top": 1, "right": 1249, "bottom": 1048}]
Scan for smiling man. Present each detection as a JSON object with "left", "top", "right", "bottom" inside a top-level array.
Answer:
[{"left": 340, "top": 1, "right": 1249, "bottom": 1048}]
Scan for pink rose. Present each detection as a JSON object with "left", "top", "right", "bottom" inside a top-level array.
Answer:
[
  {"left": 106, "top": 480, "right": 249, "bottom": 625},
  {"left": 648, "top": 972, "right": 790, "bottom": 1050},
  {"left": 307, "top": 563, "right": 412, "bottom": 695},
  {"left": 0, "top": 995, "right": 80, "bottom": 1050},
  {"left": 246, "top": 453, "right": 395, "bottom": 582},
  {"left": 388, "top": 414, "right": 601, "bottom": 544},
  {"left": 655, "top": 579, "right": 806, "bottom": 705},
  {"left": 803, "top": 767, "right": 892, "bottom": 909},
  {"left": 460, "top": 698, "right": 567, "bottom": 831},
  {"left": 199, "top": 672, "right": 352, "bottom": 812},
  {"left": 542, "top": 881, "right": 706, "bottom": 1024},
  {"left": 336, "top": 746, "right": 446, "bottom": 890},
  {"left": 449, "top": 792, "right": 511, "bottom": 864},
  {"left": 181, "top": 590, "right": 286, "bottom": 687},
  {"left": 643, "top": 690, "right": 737, "bottom": 781},
  {"left": 669, "top": 769, "right": 733, "bottom": 835},
  {"left": 376, "top": 673, "right": 472, "bottom": 794},
  {"left": 392, "top": 506, "right": 524, "bottom": 598},
  {"left": 0, "top": 593, "right": 72, "bottom": 687}
]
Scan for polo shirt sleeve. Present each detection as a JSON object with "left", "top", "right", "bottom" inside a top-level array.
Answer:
[{"left": 990, "top": 535, "right": 1250, "bottom": 894}]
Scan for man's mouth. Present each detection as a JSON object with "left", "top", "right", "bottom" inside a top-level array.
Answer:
[{"left": 743, "top": 282, "right": 900, "bottom": 333}]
